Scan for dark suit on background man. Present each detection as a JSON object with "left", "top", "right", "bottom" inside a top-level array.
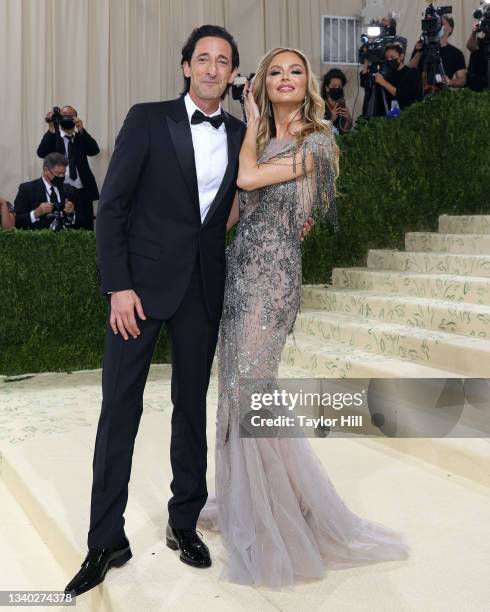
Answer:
[
  {"left": 37, "top": 128, "right": 100, "bottom": 229},
  {"left": 14, "top": 177, "right": 77, "bottom": 230},
  {"left": 89, "top": 96, "right": 244, "bottom": 550}
]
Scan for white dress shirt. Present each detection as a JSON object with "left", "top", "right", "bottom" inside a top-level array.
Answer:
[
  {"left": 184, "top": 93, "right": 228, "bottom": 223},
  {"left": 30, "top": 177, "right": 61, "bottom": 224},
  {"left": 60, "top": 127, "right": 83, "bottom": 189}
]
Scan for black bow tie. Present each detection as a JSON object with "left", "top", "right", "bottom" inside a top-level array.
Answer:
[{"left": 191, "top": 109, "right": 224, "bottom": 129}]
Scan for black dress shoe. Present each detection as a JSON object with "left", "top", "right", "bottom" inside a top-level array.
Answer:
[
  {"left": 166, "top": 523, "right": 211, "bottom": 568},
  {"left": 64, "top": 537, "right": 132, "bottom": 596}
]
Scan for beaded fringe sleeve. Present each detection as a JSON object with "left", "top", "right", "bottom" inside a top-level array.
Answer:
[{"left": 258, "top": 130, "right": 339, "bottom": 231}]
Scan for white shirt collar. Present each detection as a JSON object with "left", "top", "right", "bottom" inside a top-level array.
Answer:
[
  {"left": 184, "top": 93, "right": 222, "bottom": 121},
  {"left": 60, "top": 127, "right": 75, "bottom": 139},
  {"left": 42, "top": 176, "right": 56, "bottom": 193}
]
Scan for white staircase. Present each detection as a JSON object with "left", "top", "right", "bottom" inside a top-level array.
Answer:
[{"left": 282, "top": 214, "right": 490, "bottom": 486}]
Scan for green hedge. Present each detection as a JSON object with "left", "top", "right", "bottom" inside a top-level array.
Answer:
[
  {"left": 1, "top": 90, "right": 489, "bottom": 375},
  {"left": 0, "top": 231, "right": 170, "bottom": 375},
  {"left": 302, "top": 89, "right": 490, "bottom": 281}
]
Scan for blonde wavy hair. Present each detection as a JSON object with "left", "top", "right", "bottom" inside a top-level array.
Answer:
[{"left": 252, "top": 47, "right": 339, "bottom": 177}]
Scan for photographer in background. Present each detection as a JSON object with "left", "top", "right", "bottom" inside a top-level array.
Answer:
[
  {"left": 14, "top": 153, "right": 77, "bottom": 231},
  {"left": 409, "top": 15, "right": 467, "bottom": 88},
  {"left": 361, "top": 44, "right": 423, "bottom": 118},
  {"left": 320, "top": 69, "right": 353, "bottom": 135},
  {"left": 37, "top": 105, "right": 100, "bottom": 230},
  {"left": 381, "top": 16, "right": 408, "bottom": 53},
  {"left": 466, "top": 20, "right": 489, "bottom": 91}
]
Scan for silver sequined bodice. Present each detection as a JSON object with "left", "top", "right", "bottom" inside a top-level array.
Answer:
[{"left": 216, "top": 131, "right": 337, "bottom": 447}]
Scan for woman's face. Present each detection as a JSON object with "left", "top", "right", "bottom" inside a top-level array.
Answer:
[
  {"left": 385, "top": 49, "right": 403, "bottom": 66},
  {"left": 265, "top": 51, "right": 308, "bottom": 106},
  {"left": 328, "top": 78, "right": 344, "bottom": 91}
]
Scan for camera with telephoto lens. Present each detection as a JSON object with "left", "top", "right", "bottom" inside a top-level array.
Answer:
[
  {"left": 48, "top": 200, "right": 68, "bottom": 231},
  {"left": 231, "top": 73, "right": 256, "bottom": 101},
  {"left": 47, "top": 184, "right": 76, "bottom": 231},
  {"left": 421, "top": 3, "right": 453, "bottom": 44},
  {"left": 474, "top": 1, "right": 490, "bottom": 38},
  {"left": 45, "top": 106, "right": 76, "bottom": 130},
  {"left": 359, "top": 22, "right": 397, "bottom": 66},
  {"left": 359, "top": 22, "right": 400, "bottom": 82},
  {"left": 45, "top": 106, "right": 62, "bottom": 126}
]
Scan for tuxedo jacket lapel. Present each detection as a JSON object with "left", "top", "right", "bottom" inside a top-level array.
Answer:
[
  {"left": 166, "top": 98, "right": 201, "bottom": 221},
  {"left": 35, "top": 178, "right": 48, "bottom": 203},
  {"left": 201, "top": 113, "right": 242, "bottom": 228}
]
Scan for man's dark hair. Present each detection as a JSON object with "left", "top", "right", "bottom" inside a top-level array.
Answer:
[
  {"left": 180, "top": 24, "right": 240, "bottom": 99},
  {"left": 321, "top": 68, "right": 347, "bottom": 100},
  {"left": 43, "top": 152, "right": 67, "bottom": 171},
  {"left": 384, "top": 17, "right": 397, "bottom": 29}
]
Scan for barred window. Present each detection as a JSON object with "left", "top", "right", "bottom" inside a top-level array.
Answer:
[{"left": 322, "top": 16, "right": 362, "bottom": 65}]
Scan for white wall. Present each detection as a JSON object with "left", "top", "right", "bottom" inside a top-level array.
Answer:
[{"left": 0, "top": 0, "right": 476, "bottom": 200}]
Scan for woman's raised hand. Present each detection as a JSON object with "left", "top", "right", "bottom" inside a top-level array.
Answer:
[{"left": 243, "top": 81, "right": 260, "bottom": 125}]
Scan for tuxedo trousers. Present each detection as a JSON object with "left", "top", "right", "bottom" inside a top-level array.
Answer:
[{"left": 88, "top": 256, "right": 219, "bottom": 548}]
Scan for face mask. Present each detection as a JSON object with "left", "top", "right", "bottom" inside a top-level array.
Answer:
[
  {"left": 329, "top": 87, "right": 344, "bottom": 101},
  {"left": 385, "top": 59, "right": 399, "bottom": 72},
  {"left": 60, "top": 116, "right": 75, "bottom": 130},
  {"left": 51, "top": 175, "right": 65, "bottom": 187}
]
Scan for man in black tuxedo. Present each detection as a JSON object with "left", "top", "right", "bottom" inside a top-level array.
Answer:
[
  {"left": 37, "top": 106, "right": 100, "bottom": 230},
  {"left": 14, "top": 152, "right": 76, "bottom": 230},
  {"left": 65, "top": 25, "right": 245, "bottom": 597}
]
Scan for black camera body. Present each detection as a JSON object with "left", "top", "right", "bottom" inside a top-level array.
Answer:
[
  {"left": 474, "top": 3, "right": 490, "bottom": 38},
  {"left": 45, "top": 106, "right": 62, "bottom": 126},
  {"left": 48, "top": 200, "right": 65, "bottom": 231},
  {"left": 421, "top": 3, "right": 452, "bottom": 45},
  {"left": 47, "top": 184, "right": 76, "bottom": 231},
  {"left": 231, "top": 73, "right": 256, "bottom": 101},
  {"left": 45, "top": 106, "right": 76, "bottom": 130},
  {"left": 359, "top": 24, "right": 397, "bottom": 66}
]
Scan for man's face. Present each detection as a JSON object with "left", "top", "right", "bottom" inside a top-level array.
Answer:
[
  {"left": 183, "top": 36, "right": 237, "bottom": 102},
  {"left": 60, "top": 105, "right": 77, "bottom": 118},
  {"left": 442, "top": 17, "right": 453, "bottom": 37},
  {"left": 60, "top": 106, "right": 77, "bottom": 131},
  {"left": 44, "top": 164, "right": 66, "bottom": 184}
]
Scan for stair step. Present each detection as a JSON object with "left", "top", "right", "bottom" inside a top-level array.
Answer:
[
  {"left": 293, "top": 311, "right": 490, "bottom": 377},
  {"left": 367, "top": 249, "right": 490, "bottom": 278},
  {"left": 328, "top": 269, "right": 490, "bottom": 304},
  {"left": 281, "top": 330, "right": 459, "bottom": 379},
  {"left": 301, "top": 288, "right": 490, "bottom": 339},
  {"left": 439, "top": 214, "right": 490, "bottom": 235},
  {"left": 406, "top": 232, "right": 490, "bottom": 255}
]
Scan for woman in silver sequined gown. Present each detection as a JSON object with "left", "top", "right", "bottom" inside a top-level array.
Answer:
[{"left": 198, "top": 48, "right": 411, "bottom": 587}]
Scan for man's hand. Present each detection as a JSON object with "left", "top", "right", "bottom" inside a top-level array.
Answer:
[
  {"left": 110, "top": 289, "right": 147, "bottom": 340},
  {"left": 35, "top": 202, "right": 54, "bottom": 217},
  {"left": 64, "top": 199, "right": 75, "bottom": 214},
  {"left": 300, "top": 216, "right": 315, "bottom": 242},
  {"left": 374, "top": 72, "right": 388, "bottom": 87},
  {"left": 74, "top": 117, "right": 84, "bottom": 132},
  {"left": 45, "top": 111, "right": 56, "bottom": 133}
]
